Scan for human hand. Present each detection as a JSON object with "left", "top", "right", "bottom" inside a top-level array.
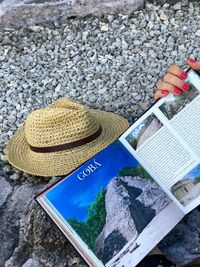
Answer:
[{"left": 154, "top": 58, "right": 200, "bottom": 100}]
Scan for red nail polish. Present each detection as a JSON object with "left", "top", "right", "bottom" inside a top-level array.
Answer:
[
  {"left": 161, "top": 90, "right": 169, "bottom": 95},
  {"left": 173, "top": 87, "right": 182, "bottom": 95},
  {"left": 188, "top": 58, "right": 196, "bottom": 63},
  {"left": 179, "top": 71, "right": 188, "bottom": 79},
  {"left": 182, "top": 83, "right": 190, "bottom": 91}
]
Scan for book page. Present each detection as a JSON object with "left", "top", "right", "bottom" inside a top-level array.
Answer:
[
  {"left": 120, "top": 70, "right": 200, "bottom": 214},
  {"left": 37, "top": 140, "right": 184, "bottom": 267}
]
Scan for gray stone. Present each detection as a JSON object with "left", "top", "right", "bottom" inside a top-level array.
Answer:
[
  {"left": 100, "top": 23, "right": 109, "bottom": 32},
  {"left": 1, "top": 154, "right": 7, "bottom": 162},
  {"left": 0, "top": 0, "right": 144, "bottom": 29},
  {"left": 28, "top": 26, "right": 44, "bottom": 32},
  {"left": 195, "top": 30, "right": 200, "bottom": 37},
  {"left": 10, "top": 173, "right": 20, "bottom": 180},
  {"left": 25, "top": 258, "right": 42, "bottom": 267},
  {"left": 160, "top": 209, "right": 200, "bottom": 266},
  {"left": 172, "top": 2, "right": 182, "bottom": 10},
  {"left": 55, "top": 84, "right": 61, "bottom": 92},
  {"left": 2, "top": 196, "right": 87, "bottom": 267},
  {"left": 0, "top": 176, "right": 12, "bottom": 207},
  {"left": 159, "top": 12, "right": 168, "bottom": 21},
  {"left": 0, "top": 183, "right": 42, "bottom": 266},
  {"left": 134, "top": 40, "right": 142, "bottom": 46}
]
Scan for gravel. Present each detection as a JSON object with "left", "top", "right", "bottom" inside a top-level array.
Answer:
[
  {"left": 0, "top": 2, "right": 199, "bottom": 142},
  {"left": 0, "top": 1, "right": 200, "bottom": 266}
]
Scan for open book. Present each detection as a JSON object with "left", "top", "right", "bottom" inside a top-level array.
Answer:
[{"left": 36, "top": 69, "right": 200, "bottom": 267}]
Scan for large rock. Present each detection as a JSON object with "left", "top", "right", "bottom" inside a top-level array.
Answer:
[
  {"left": 0, "top": 0, "right": 144, "bottom": 29},
  {"left": 159, "top": 208, "right": 200, "bottom": 266},
  {"left": 4, "top": 201, "right": 87, "bottom": 267},
  {"left": 0, "top": 176, "right": 13, "bottom": 207},
  {"left": 0, "top": 175, "right": 88, "bottom": 267},
  {"left": 0, "top": 182, "right": 38, "bottom": 266}
]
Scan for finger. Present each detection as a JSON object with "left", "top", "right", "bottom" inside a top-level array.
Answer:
[
  {"left": 156, "top": 81, "right": 183, "bottom": 96},
  {"left": 154, "top": 90, "right": 169, "bottom": 100},
  {"left": 157, "top": 81, "right": 177, "bottom": 93},
  {"left": 167, "top": 64, "right": 188, "bottom": 80},
  {"left": 187, "top": 58, "right": 200, "bottom": 71},
  {"left": 163, "top": 73, "right": 190, "bottom": 92}
]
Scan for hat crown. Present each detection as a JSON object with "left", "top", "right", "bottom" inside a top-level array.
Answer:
[{"left": 25, "top": 98, "right": 100, "bottom": 147}]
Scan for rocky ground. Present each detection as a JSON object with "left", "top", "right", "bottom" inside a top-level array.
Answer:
[
  {"left": 0, "top": 0, "right": 144, "bottom": 29},
  {"left": 0, "top": 1, "right": 200, "bottom": 266}
]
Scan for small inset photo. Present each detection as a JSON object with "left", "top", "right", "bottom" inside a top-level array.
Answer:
[
  {"left": 159, "top": 83, "right": 199, "bottom": 120},
  {"left": 171, "top": 164, "right": 200, "bottom": 207},
  {"left": 125, "top": 114, "right": 163, "bottom": 150}
]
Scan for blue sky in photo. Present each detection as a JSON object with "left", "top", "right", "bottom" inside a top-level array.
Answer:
[
  {"left": 183, "top": 164, "right": 200, "bottom": 181},
  {"left": 126, "top": 117, "right": 148, "bottom": 139},
  {"left": 45, "top": 141, "right": 140, "bottom": 222}
]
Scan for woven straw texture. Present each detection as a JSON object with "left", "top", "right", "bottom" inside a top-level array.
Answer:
[{"left": 5, "top": 98, "right": 129, "bottom": 177}]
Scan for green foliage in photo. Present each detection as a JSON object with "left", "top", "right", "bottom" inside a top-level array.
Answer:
[
  {"left": 118, "top": 166, "right": 137, "bottom": 177},
  {"left": 137, "top": 164, "right": 153, "bottom": 181},
  {"left": 194, "top": 175, "right": 200, "bottom": 184},
  {"left": 67, "top": 188, "right": 106, "bottom": 250},
  {"left": 128, "top": 137, "right": 137, "bottom": 150},
  {"left": 119, "top": 164, "right": 153, "bottom": 181}
]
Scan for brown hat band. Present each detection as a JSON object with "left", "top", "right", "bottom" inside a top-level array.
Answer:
[{"left": 29, "top": 126, "right": 102, "bottom": 153}]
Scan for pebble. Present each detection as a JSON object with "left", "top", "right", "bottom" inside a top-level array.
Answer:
[
  {"left": 0, "top": 115, "right": 3, "bottom": 123},
  {"left": 28, "top": 26, "right": 44, "bottom": 32},
  {"left": 159, "top": 13, "right": 168, "bottom": 21},
  {"left": 55, "top": 84, "right": 61, "bottom": 92},
  {"left": 195, "top": 30, "right": 200, "bottom": 37},
  {"left": 3, "top": 166, "right": 10, "bottom": 172},
  {"left": 10, "top": 173, "right": 20, "bottom": 180},
  {"left": 100, "top": 23, "right": 109, "bottom": 31},
  {"left": 172, "top": 2, "right": 182, "bottom": 10},
  {"left": 1, "top": 154, "right": 7, "bottom": 162},
  {"left": 134, "top": 40, "right": 142, "bottom": 46}
]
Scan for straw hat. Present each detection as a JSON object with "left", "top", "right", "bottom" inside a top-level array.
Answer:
[{"left": 5, "top": 98, "right": 129, "bottom": 177}]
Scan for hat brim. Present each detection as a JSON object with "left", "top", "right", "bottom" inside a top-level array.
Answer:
[{"left": 5, "top": 110, "right": 129, "bottom": 177}]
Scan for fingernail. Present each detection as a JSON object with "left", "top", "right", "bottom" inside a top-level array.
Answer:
[
  {"left": 182, "top": 83, "right": 190, "bottom": 91},
  {"left": 179, "top": 71, "right": 188, "bottom": 79},
  {"left": 173, "top": 87, "right": 182, "bottom": 95},
  {"left": 161, "top": 90, "right": 169, "bottom": 95},
  {"left": 188, "top": 58, "right": 196, "bottom": 63}
]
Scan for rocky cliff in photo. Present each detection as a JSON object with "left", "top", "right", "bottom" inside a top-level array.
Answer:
[
  {"left": 94, "top": 175, "right": 171, "bottom": 263},
  {"left": 136, "top": 117, "right": 163, "bottom": 148}
]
